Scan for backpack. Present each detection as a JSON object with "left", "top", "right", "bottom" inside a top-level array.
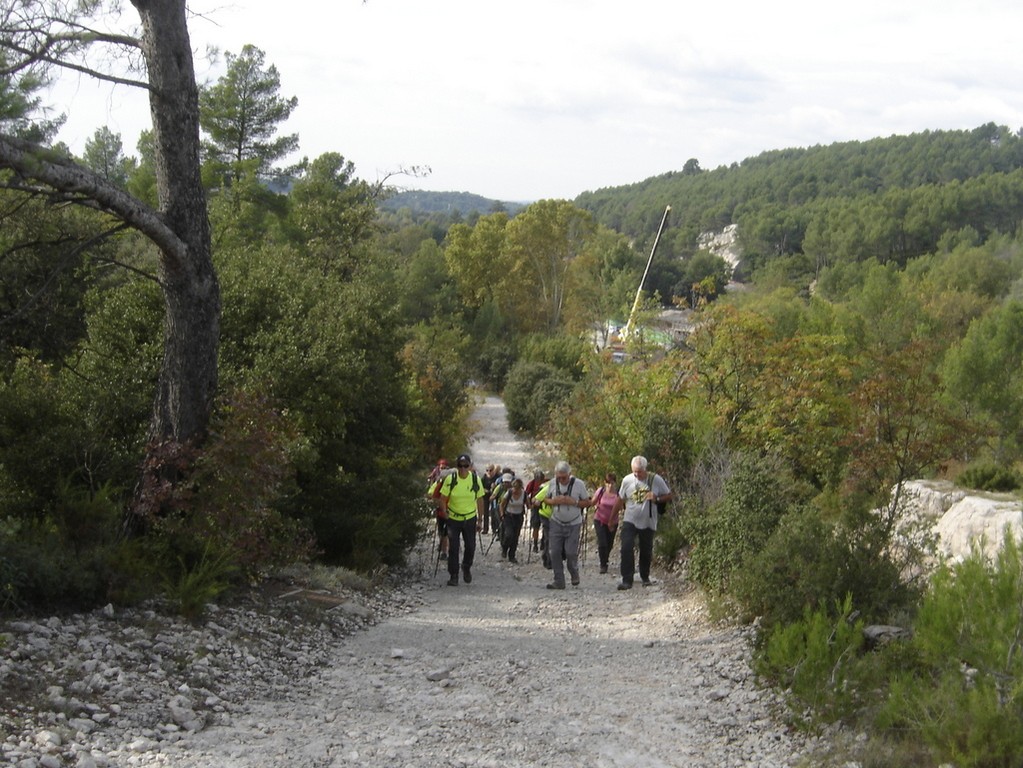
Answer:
[
  {"left": 446, "top": 470, "right": 480, "bottom": 495},
  {"left": 648, "top": 473, "right": 667, "bottom": 517}
]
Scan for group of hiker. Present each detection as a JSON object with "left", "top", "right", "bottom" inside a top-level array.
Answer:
[{"left": 426, "top": 454, "right": 673, "bottom": 591}]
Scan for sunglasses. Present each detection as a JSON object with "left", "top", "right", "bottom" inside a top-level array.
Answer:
[{"left": 457, "top": 462, "right": 470, "bottom": 468}]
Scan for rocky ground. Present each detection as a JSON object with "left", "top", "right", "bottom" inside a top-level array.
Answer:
[{"left": 1, "top": 396, "right": 832, "bottom": 767}]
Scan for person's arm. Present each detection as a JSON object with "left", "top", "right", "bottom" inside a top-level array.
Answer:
[
  {"left": 611, "top": 494, "right": 625, "bottom": 517},
  {"left": 654, "top": 476, "right": 673, "bottom": 505}
]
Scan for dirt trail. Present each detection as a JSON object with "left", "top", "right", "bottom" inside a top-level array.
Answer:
[{"left": 158, "top": 395, "right": 819, "bottom": 767}]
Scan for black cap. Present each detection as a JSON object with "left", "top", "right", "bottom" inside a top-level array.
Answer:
[{"left": 456, "top": 453, "right": 471, "bottom": 465}]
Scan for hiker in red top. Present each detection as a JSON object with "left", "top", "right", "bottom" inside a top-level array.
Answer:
[
  {"left": 427, "top": 459, "right": 451, "bottom": 556},
  {"left": 589, "top": 472, "right": 620, "bottom": 574}
]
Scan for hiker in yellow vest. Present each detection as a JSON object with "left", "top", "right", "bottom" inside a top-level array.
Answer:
[
  {"left": 437, "top": 453, "right": 486, "bottom": 587},
  {"left": 530, "top": 479, "right": 554, "bottom": 568}
]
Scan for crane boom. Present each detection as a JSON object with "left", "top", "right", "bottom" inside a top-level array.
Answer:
[{"left": 623, "top": 204, "right": 671, "bottom": 340}]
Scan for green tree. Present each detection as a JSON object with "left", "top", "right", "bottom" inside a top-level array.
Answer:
[
  {"left": 443, "top": 212, "right": 509, "bottom": 309},
  {"left": 80, "top": 126, "right": 133, "bottom": 189},
  {"left": 504, "top": 200, "right": 596, "bottom": 334},
  {"left": 673, "top": 251, "right": 731, "bottom": 308},
  {"left": 287, "top": 152, "right": 376, "bottom": 275},
  {"left": 942, "top": 300, "right": 1023, "bottom": 459},
  {"left": 199, "top": 44, "right": 298, "bottom": 185}
]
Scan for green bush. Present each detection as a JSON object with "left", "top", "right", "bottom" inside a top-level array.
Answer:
[
  {"left": 216, "top": 243, "right": 419, "bottom": 567},
  {"left": 517, "top": 333, "right": 588, "bottom": 379},
  {"left": 503, "top": 360, "right": 574, "bottom": 432},
  {"left": 162, "top": 544, "right": 237, "bottom": 622},
  {"left": 732, "top": 506, "right": 911, "bottom": 630},
  {"left": 682, "top": 452, "right": 791, "bottom": 592},
  {"left": 653, "top": 510, "right": 689, "bottom": 564},
  {"left": 875, "top": 534, "right": 1023, "bottom": 767},
  {"left": 755, "top": 594, "right": 868, "bottom": 726},
  {"left": 957, "top": 461, "right": 1022, "bottom": 492}
]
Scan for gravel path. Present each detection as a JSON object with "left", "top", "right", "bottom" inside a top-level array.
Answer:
[{"left": 2, "top": 395, "right": 825, "bottom": 767}]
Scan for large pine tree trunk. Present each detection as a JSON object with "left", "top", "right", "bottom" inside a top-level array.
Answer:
[
  {"left": 131, "top": 0, "right": 220, "bottom": 445},
  {"left": 121, "top": 0, "right": 219, "bottom": 534}
]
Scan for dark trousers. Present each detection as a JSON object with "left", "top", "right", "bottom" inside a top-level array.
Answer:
[
  {"left": 502, "top": 513, "right": 524, "bottom": 558},
  {"left": 447, "top": 516, "right": 477, "bottom": 577},
  {"left": 619, "top": 522, "right": 654, "bottom": 584},
  {"left": 594, "top": 521, "right": 618, "bottom": 569}
]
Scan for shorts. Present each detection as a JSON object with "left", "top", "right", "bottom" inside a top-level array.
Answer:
[
  {"left": 435, "top": 510, "right": 447, "bottom": 537},
  {"left": 530, "top": 509, "right": 544, "bottom": 529}
]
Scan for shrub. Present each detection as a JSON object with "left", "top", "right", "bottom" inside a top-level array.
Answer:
[
  {"left": 138, "top": 390, "right": 317, "bottom": 583},
  {"left": 876, "top": 534, "right": 1023, "bottom": 767},
  {"left": 503, "top": 360, "right": 573, "bottom": 433},
  {"left": 957, "top": 461, "right": 1022, "bottom": 492},
  {"left": 733, "top": 505, "right": 912, "bottom": 630},
  {"left": 682, "top": 452, "right": 792, "bottom": 592},
  {"left": 162, "top": 544, "right": 237, "bottom": 622},
  {"left": 755, "top": 594, "right": 868, "bottom": 726}
]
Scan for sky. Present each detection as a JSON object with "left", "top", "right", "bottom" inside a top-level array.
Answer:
[{"left": 49, "top": 0, "right": 1023, "bottom": 203}]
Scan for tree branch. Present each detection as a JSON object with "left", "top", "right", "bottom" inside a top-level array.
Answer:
[{"left": 0, "top": 134, "right": 188, "bottom": 269}]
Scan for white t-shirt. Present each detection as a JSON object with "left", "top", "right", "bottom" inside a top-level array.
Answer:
[
  {"left": 619, "top": 472, "right": 671, "bottom": 531},
  {"left": 548, "top": 476, "right": 589, "bottom": 525}
]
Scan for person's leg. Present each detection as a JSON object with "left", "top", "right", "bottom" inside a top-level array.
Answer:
[
  {"left": 564, "top": 523, "right": 581, "bottom": 584},
  {"left": 594, "top": 521, "right": 610, "bottom": 571},
  {"left": 447, "top": 519, "right": 462, "bottom": 583},
  {"left": 437, "top": 516, "right": 448, "bottom": 555},
  {"left": 508, "top": 515, "right": 523, "bottom": 561},
  {"left": 619, "top": 522, "right": 637, "bottom": 587},
  {"left": 637, "top": 527, "right": 655, "bottom": 583},
  {"left": 541, "top": 518, "right": 551, "bottom": 567},
  {"left": 548, "top": 521, "right": 567, "bottom": 587},
  {"left": 462, "top": 517, "right": 477, "bottom": 580}
]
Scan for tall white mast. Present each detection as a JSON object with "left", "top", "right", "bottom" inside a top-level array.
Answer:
[{"left": 623, "top": 204, "right": 671, "bottom": 340}]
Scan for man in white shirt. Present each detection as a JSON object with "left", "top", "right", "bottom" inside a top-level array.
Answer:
[{"left": 613, "top": 455, "right": 673, "bottom": 590}]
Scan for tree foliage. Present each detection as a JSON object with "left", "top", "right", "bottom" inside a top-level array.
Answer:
[{"left": 199, "top": 43, "right": 299, "bottom": 184}]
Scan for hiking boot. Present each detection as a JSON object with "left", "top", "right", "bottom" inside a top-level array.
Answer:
[
  {"left": 642, "top": 578, "right": 654, "bottom": 587},
  {"left": 599, "top": 565, "right": 608, "bottom": 574},
  {"left": 462, "top": 569, "right": 472, "bottom": 584},
  {"left": 532, "top": 542, "right": 539, "bottom": 552},
  {"left": 447, "top": 576, "right": 458, "bottom": 587},
  {"left": 571, "top": 577, "right": 580, "bottom": 586},
  {"left": 546, "top": 582, "right": 566, "bottom": 590},
  {"left": 509, "top": 555, "right": 518, "bottom": 564},
  {"left": 617, "top": 581, "right": 633, "bottom": 591}
]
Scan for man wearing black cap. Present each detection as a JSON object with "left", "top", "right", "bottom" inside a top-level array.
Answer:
[{"left": 437, "top": 453, "right": 486, "bottom": 586}]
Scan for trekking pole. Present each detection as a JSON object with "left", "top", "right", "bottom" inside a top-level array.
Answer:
[
  {"left": 526, "top": 508, "right": 534, "bottom": 564},
  {"left": 580, "top": 511, "right": 588, "bottom": 565},
  {"left": 485, "top": 520, "right": 499, "bottom": 556}
]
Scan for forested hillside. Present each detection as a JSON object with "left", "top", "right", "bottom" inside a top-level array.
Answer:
[{"left": 576, "top": 122, "right": 1023, "bottom": 278}]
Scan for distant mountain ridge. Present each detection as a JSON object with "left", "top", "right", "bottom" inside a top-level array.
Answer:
[{"left": 380, "top": 190, "right": 527, "bottom": 217}]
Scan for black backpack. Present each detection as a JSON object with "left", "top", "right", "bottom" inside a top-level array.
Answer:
[{"left": 447, "top": 470, "right": 480, "bottom": 494}]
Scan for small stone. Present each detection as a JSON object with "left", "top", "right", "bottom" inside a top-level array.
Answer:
[
  {"left": 426, "top": 667, "right": 451, "bottom": 682},
  {"left": 35, "top": 730, "right": 62, "bottom": 749}
]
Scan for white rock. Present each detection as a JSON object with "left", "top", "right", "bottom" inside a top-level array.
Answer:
[
  {"left": 34, "top": 730, "right": 61, "bottom": 749},
  {"left": 935, "top": 494, "right": 1023, "bottom": 562}
]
